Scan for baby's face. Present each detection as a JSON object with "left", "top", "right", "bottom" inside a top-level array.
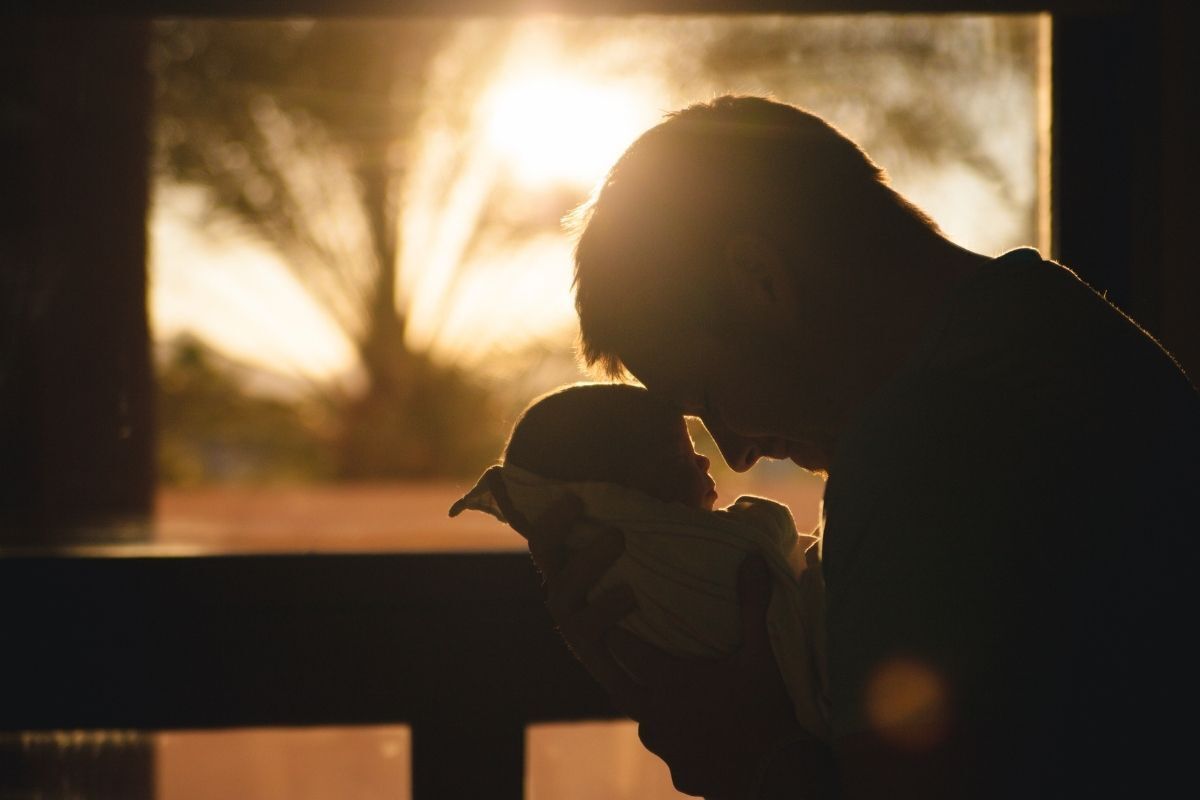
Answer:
[{"left": 628, "top": 418, "right": 718, "bottom": 510}]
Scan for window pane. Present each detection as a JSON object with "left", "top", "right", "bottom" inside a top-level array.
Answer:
[
  {"left": 4, "top": 723, "right": 705, "bottom": 799},
  {"left": 148, "top": 14, "right": 1048, "bottom": 552},
  {"left": 157, "top": 727, "right": 411, "bottom": 800},
  {"left": 527, "top": 720, "right": 687, "bottom": 800},
  {"left": 0, "top": 728, "right": 410, "bottom": 800}
]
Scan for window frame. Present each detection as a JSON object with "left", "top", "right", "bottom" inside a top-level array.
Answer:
[{"left": 2, "top": 2, "right": 1184, "bottom": 798}]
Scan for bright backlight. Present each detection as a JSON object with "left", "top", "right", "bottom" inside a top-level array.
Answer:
[{"left": 482, "top": 74, "right": 653, "bottom": 188}]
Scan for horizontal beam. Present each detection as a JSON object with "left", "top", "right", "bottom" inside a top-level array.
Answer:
[
  {"left": 0, "top": 553, "right": 618, "bottom": 731},
  {"left": 14, "top": 1, "right": 1137, "bottom": 20}
]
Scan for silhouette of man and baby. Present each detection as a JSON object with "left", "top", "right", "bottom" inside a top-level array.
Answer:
[{"left": 452, "top": 96, "right": 1199, "bottom": 799}]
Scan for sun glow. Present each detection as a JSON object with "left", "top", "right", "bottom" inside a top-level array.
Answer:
[
  {"left": 481, "top": 73, "right": 655, "bottom": 188},
  {"left": 153, "top": 16, "right": 1046, "bottom": 394}
]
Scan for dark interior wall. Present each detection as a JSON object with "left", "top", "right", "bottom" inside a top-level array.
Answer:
[
  {"left": 1051, "top": 11, "right": 1155, "bottom": 317},
  {"left": 1156, "top": 2, "right": 1200, "bottom": 383},
  {"left": 0, "top": 19, "right": 155, "bottom": 543},
  {"left": 1052, "top": 1, "right": 1200, "bottom": 385}
]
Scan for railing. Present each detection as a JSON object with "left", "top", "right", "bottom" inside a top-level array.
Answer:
[{"left": 0, "top": 552, "right": 618, "bottom": 798}]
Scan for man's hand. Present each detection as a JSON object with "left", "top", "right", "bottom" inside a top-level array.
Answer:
[
  {"left": 495, "top": 485, "right": 831, "bottom": 798},
  {"left": 491, "top": 488, "right": 645, "bottom": 705},
  {"left": 608, "top": 556, "right": 823, "bottom": 799}
]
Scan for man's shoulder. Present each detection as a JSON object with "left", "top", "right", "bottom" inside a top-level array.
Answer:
[
  {"left": 831, "top": 369, "right": 1023, "bottom": 484},
  {"left": 820, "top": 370, "right": 1041, "bottom": 580},
  {"left": 941, "top": 248, "right": 1197, "bottom": 400},
  {"left": 833, "top": 246, "right": 1199, "bottom": 485}
]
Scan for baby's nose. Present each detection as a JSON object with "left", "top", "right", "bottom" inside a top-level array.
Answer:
[{"left": 695, "top": 453, "right": 711, "bottom": 470}]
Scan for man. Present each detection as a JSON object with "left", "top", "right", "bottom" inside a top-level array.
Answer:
[{"left": 522, "top": 96, "right": 1199, "bottom": 798}]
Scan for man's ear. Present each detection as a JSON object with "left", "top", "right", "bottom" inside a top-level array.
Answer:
[{"left": 722, "top": 233, "right": 799, "bottom": 328}]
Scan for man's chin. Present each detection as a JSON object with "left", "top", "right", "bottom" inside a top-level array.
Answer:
[{"left": 790, "top": 457, "right": 830, "bottom": 480}]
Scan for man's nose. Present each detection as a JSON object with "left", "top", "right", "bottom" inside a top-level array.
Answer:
[
  {"left": 701, "top": 414, "right": 761, "bottom": 472},
  {"left": 694, "top": 453, "right": 711, "bottom": 471}
]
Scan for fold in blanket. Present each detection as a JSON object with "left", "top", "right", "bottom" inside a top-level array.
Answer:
[{"left": 450, "top": 463, "right": 831, "bottom": 739}]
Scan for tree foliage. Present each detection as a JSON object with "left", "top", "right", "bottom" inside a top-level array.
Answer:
[
  {"left": 151, "top": 19, "right": 503, "bottom": 479},
  {"left": 156, "top": 336, "right": 335, "bottom": 485}
]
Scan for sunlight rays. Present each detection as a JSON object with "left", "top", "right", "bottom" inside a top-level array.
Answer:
[
  {"left": 481, "top": 72, "right": 654, "bottom": 188},
  {"left": 152, "top": 15, "right": 1047, "bottom": 393},
  {"left": 397, "top": 22, "right": 661, "bottom": 362}
]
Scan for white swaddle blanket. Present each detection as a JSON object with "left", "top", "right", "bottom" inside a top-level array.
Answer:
[{"left": 449, "top": 464, "right": 831, "bottom": 739}]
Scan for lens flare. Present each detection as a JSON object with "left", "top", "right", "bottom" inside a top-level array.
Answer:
[{"left": 865, "top": 657, "right": 951, "bottom": 750}]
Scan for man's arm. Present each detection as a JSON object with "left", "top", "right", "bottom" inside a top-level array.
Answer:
[
  {"left": 503, "top": 492, "right": 835, "bottom": 799},
  {"left": 506, "top": 491, "right": 835, "bottom": 796},
  {"left": 606, "top": 556, "right": 835, "bottom": 800}
]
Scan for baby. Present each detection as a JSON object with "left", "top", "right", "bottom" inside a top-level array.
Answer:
[{"left": 450, "top": 382, "right": 829, "bottom": 739}]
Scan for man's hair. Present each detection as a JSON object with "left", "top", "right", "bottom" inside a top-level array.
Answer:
[
  {"left": 503, "top": 383, "right": 681, "bottom": 484},
  {"left": 570, "top": 94, "right": 941, "bottom": 379}
]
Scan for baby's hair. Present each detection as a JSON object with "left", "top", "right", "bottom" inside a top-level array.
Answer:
[{"left": 504, "top": 383, "right": 682, "bottom": 485}]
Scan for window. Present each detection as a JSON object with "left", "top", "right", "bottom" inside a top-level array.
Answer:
[{"left": 147, "top": 14, "right": 1049, "bottom": 554}]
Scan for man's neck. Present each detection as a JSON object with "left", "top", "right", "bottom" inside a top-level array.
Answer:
[
  {"left": 851, "top": 235, "right": 989, "bottom": 406},
  {"left": 897, "top": 235, "right": 989, "bottom": 324}
]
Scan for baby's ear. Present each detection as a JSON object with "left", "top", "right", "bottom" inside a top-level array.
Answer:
[{"left": 722, "top": 233, "right": 799, "bottom": 330}]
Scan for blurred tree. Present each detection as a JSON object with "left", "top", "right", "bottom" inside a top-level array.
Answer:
[
  {"left": 156, "top": 335, "right": 334, "bottom": 485},
  {"left": 151, "top": 19, "right": 503, "bottom": 478},
  {"left": 690, "top": 15, "right": 1041, "bottom": 243}
]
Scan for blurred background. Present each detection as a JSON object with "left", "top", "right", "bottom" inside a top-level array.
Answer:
[{"left": 148, "top": 13, "right": 1047, "bottom": 554}]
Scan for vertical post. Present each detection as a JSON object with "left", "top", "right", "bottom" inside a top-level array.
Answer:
[
  {"left": 412, "top": 718, "right": 526, "bottom": 800},
  {"left": 1156, "top": 1, "right": 1200, "bottom": 381},
  {"left": 0, "top": 18, "right": 154, "bottom": 544},
  {"left": 0, "top": 18, "right": 157, "bottom": 800},
  {"left": 1051, "top": 6, "right": 1163, "bottom": 329}
]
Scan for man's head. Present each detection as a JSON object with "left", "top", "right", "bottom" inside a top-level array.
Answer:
[
  {"left": 570, "top": 95, "right": 950, "bottom": 473},
  {"left": 504, "top": 383, "right": 718, "bottom": 510}
]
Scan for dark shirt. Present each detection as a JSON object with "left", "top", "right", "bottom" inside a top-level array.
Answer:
[{"left": 821, "top": 248, "right": 1200, "bottom": 798}]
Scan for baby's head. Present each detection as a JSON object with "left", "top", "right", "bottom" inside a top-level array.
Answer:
[{"left": 504, "top": 383, "right": 718, "bottom": 510}]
